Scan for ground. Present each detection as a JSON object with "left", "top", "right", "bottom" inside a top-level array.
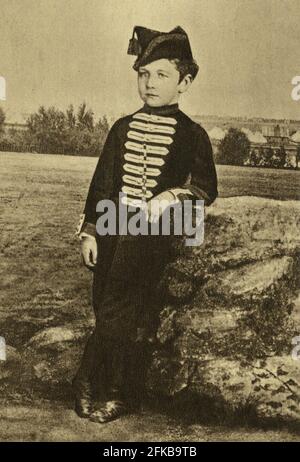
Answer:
[
  {"left": 0, "top": 400, "right": 299, "bottom": 442},
  {"left": 0, "top": 151, "right": 299, "bottom": 442}
]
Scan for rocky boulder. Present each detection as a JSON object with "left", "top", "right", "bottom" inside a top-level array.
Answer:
[{"left": 147, "top": 196, "right": 300, "bottom": 423}]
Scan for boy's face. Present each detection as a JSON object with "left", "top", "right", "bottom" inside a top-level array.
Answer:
[{"left": 137, "top": 58, "right": 190, "bottom": 107}]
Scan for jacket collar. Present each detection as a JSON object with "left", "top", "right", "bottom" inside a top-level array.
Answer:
[{"left": 140, "top": 103, "right": 179, "bottom": 116}]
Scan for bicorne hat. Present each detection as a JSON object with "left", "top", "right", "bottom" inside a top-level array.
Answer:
[{"left": 127, "top": 26, "right": 196, "bottom": 71}]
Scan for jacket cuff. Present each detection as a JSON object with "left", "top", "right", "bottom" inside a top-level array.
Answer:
[
  {"left": 80, "top": 222, "right": 97, "bottom": 237},
  {"left": 75, "top": 214, "right": 97, "bottom": 238},
  {"left": 179, "top": 184, "right": 211, "bottom": 204}
]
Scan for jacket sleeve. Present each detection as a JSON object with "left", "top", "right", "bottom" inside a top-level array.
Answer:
[
  {"left": 75, "top": 121, "right": 120, "bottom": 238},
  {"left": 168, "top": 124, "right": 218, "bottom": 206}
]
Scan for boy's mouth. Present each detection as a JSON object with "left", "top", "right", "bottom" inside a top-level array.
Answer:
[{"left": 146, "top": 93, "right": 159, "bottom": 97}]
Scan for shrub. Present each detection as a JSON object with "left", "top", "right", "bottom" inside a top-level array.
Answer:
[{"left": 216, "top": 128, "right": 250, "bottom": 166}]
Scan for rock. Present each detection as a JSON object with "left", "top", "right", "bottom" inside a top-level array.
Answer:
[
  {"left": 252, "top": 356, "right": 300, "bottom": 421},
  {"left": 193, "top": 359, "right": 254, "bottom": 408},
  {"left": 22, "top": 325, "right": 93, "bottom": 389},
  {"left": 5, "top": 345, "right": 21, "bottom": 363},
  {"left": 167, "top": 278, "right": 195, "bottom": 302},
  {"left": 156, "top": 307, "right": 178, "bottom": 345},
  {"left": 32, "top": 344, "right": 84, "bottom": 386},
  {"left": 205, "top": 256, "right": 295, "bottom": 299},
  {"left": 33, "top": 361, "right": 52, "bottom": 381},
  {"left": 291, "top": 292, "right": 300, "bottom": 329},
  {"left": 193, "top": 356, "right": 300, "bottom": 422},
  {"left": 27, "top": 326, "right": 82, "bottom": 350},
  {"left": 146, "top": 197, "right": 300, "bottom": 424}
]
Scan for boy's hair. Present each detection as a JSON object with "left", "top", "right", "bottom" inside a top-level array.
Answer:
[{"left": 170, "top": 58, "right": 199, "bottom": 82}]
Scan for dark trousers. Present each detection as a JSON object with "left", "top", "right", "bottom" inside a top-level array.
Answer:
[{"left": 73, "top": 210, "right": 176, "bottom": 404}]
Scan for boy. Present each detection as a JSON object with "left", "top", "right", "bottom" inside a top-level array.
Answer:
[{"left": 72, "top": 26, "right": 218, "bottom": 423}]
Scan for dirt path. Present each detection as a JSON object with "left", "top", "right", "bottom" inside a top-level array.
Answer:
[{"left": 0, "top": 400, "right": 299, "bottom": 442}]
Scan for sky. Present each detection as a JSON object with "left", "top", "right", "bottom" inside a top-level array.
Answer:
[{"left": 0, "top": 0, "right": 299, "bottom": 122}]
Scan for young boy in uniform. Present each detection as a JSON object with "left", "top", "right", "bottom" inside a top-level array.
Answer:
[{"left": 72, "top": 26, "right": 218, "bottom": 423}]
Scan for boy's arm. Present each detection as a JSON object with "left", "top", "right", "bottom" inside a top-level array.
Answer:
[
  {"left": 75, "top": 121, "right": 120, "bottom": 239},
  {"left": 167, "top": 125, "right": 218, "bottom": 206}
]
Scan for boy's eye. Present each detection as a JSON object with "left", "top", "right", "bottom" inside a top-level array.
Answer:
[
  {"left": 138, "top": 71, "right": 147, "bottom": 77},
  {"left": 158, "top": 72, "right": 168, "bottom": 78}
]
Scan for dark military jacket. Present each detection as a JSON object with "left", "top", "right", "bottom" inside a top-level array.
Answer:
[{"left": 78, "top": 103, "right": 218, "bottom": 236}]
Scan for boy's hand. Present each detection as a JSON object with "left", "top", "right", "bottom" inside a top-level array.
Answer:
[
  {"left": 81, "top": 235, "right": 97, "bottom": 269},
  {"left": 147, "top": 191, "right": 177, "bottom": 223}
]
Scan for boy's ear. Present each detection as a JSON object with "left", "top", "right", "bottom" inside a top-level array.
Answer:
[{"left": 178, "top": 74, "right": 193, "bottom": 94}]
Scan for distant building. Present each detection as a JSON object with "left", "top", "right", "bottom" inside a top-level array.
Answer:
[
  {"left": 208, "top": 122, "right": 299, "bottom": 168},
  {"left": 250, "top": 126, "right": 299, "bottom": 168},
  {"left": 291, "top": 130, "right": 300, "bottom": 143},
  {"left": 192, "top": 115, "right": 300, "bottom": 138}
]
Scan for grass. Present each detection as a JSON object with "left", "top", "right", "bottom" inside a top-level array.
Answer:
[{"left": 217, "top": 164, "right": 300, "bottom": 201}]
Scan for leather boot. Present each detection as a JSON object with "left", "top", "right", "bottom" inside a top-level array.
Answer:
[{"left": 72, "top": 377, "right": 94, "bottom": 418}]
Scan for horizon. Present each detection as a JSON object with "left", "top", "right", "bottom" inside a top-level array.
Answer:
[{"left": 3, "top": 107, "right": 300, "bottom": 126}]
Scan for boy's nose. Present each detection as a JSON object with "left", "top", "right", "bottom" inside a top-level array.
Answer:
[{"left": 146, "top": 76, "right": 156, "bottom": 89}]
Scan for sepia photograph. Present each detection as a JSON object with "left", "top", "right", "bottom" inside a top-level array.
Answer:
[{"left": 0, "top": 0, "right": 299, "bottom": 444}]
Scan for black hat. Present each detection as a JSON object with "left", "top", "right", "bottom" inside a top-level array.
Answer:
[{"left": 128, "top": 26, "right": 195, "bottom": 70}]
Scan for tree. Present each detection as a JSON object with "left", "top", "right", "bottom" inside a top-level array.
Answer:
[
  {"left": 258, "top": 147, "right": 273, "bottom": 167},
  {"left": 264, "top": 147, "right": 274, "bottom": 167},
  {"left": 94, "top": 115, "right": 110, "bottom": 150},
  {"left": 66, "top": 104, "right": 76, "bottom": 129},
  {"left": 27, "top": 105, "right": 67, "bottom": 153},
  {"left": 249, "top": 149, "right": 258, "bottom": 166},
  {"left": 216, "top": 128, "right": 250, "bottom": 166},
  {"left": 278, "top": 146, "right": 287, "bottom": 168},
  {"left": 271, "top": 146, "right": 286, "bottom": 169},
  {"left": 76, "top": 102, "right": 94, "bottom": 131},
  {"left": 257, "top": 147, "right": 265, "bottom": 166},
  {"left": 0, "top": 106, "right": 6, "bottom": 134},
  {"left": 1, "top": 103, "right": 111, "bottom": 156},
  {"left": 270, "top": 147, "right": 286, "bottom": 169}
]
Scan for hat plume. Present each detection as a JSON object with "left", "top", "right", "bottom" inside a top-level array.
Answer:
[{"left": 127, "top": 38, "right": 141, "bottom": 56}]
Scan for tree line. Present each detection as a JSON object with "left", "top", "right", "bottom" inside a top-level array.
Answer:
[{"left": 0, "top": 103, "right": 110, "bottom": 156}]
